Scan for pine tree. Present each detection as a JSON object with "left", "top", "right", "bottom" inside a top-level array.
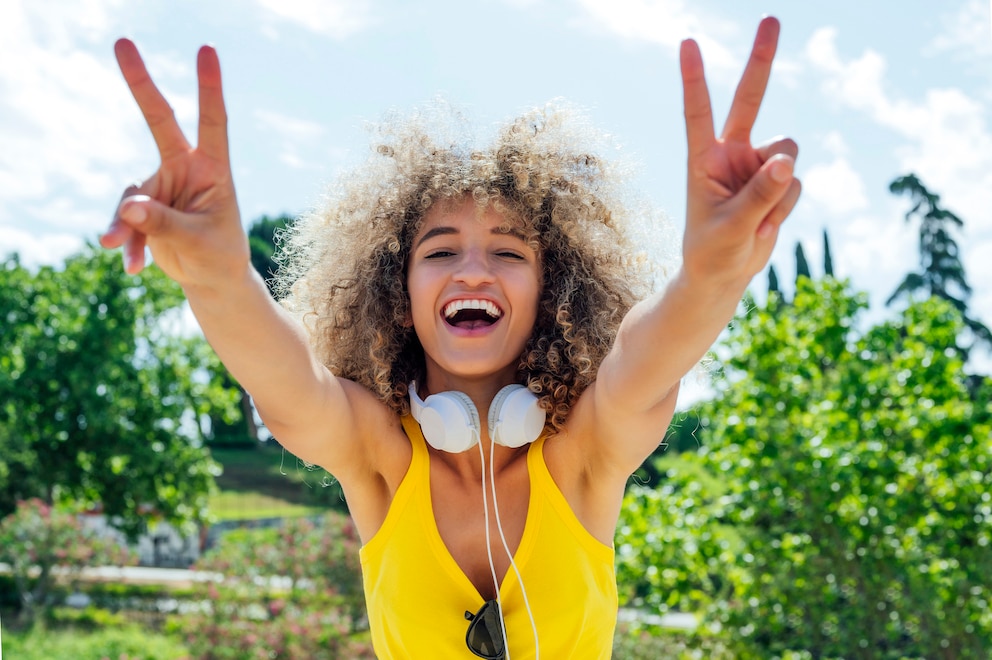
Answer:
[
  {"left": 888, "top": 173, "right": 991, "bottom": 349},
  {"left": 823, "top": 229, "right": 834, "bottom": 277},
  {"left": 795, "top": 242, "right": 811, "bottom": 283}
]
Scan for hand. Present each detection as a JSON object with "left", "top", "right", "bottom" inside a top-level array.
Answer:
[
  {"left": 100, "top": 40, "right": 248, "bottom": 287},
  {"left": 679, "top": 16, "right": 801, "bottom": 292}
]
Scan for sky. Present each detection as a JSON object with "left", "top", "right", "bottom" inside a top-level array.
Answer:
[{"left": 2, "top": 0, "right": 991, "bottom": 375}]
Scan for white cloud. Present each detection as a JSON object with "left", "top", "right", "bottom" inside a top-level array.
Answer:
[
  {"left": 820, "top": 130, "right": 849, "bottom": 157},
  {"left": 804, "top": 26, "right": 992, "bottom": 301},
  {"left": 572, "top": 0, "right": 741, "bottom": 75},
  {"left": 803, "top": 157, "right": 869, "bottom": 216},
  {"left": 0, "top": 0, "right": 192, "bottom": 248},
  {"left": 969, "top": 238, "right": 992, "bottom": 318},
  {"left": 833, "top": 206, "right": 916, "bottom": 304},
  {"left": 0, "top": 226, "right": 85, "bottom": 267},
  {"left": 927, "top": 0, "right": 992, "bottom": 60},
  {"left": 255, "top": 0, "right": 375, "bottom": 39}
]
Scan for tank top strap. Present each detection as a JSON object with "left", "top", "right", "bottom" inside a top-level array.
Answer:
[
  {"left": 399, "top": 413, "right": 430, "bottom": 473},
  {"left": 361, "top": 415, "right": 429, "bottom": 557},
  {"left": 526, "top": 432, "right": 614, "bottom": 553}
]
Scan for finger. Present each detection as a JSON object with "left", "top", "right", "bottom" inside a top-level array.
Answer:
[
  {"left": 733, "top": 153, "right": 795, "bottom": 230},
  {"left": 101, "top": 180, "right": 151, "bottom": 249},
  {"left": 118, "top": 194, "right": 187, "bottom": 240},
  {"left": 196, "top": 45, "right": 230, "bottom": 165},
  {"left": 756, "top": 177, "right": 802, "bottom": 240},
  {"left": 722, "top": 16, "right": 780, "bottom": 143},
  {"left": 755, "top": 136, "right": 798, "bottom": 164},
  {"left": 123, "top": 227, "right": 148, "bottom": 274},
  {"left": 680, "top": 38, "right": 716, "bottom": 160},
  {"left": 115, "top": 38, "right": 191, "bottom": 161}
]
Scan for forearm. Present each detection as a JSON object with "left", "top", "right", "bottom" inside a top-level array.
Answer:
[
  {"left": 182, "top": 266, "right": 330, "bottom": 430},
  {"left": 600, "top": 267, "right": 747, "bottom": 412}
]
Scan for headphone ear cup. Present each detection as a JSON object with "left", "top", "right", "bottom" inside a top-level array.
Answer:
[
  {"left": 488, "top": 385, "right": 545, "bottom": 448},
  {"left": 417, "top": 390, "right": 480, "bottom": 453}
]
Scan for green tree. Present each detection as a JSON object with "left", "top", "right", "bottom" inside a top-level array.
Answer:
[
  {"left": 249, "top": 214, "right": 292, "bottom": 296},
  {"left": 767, "top": 264, "right": 780, "bottom": 297},
  {"left": 822, "top": 229, "right": 834, "bottom": 277},
  {"left": 618, "top": 279, "right": 992, "bottom": 658},
  {"left": 887, "top": 173, "right": 991, "bottom": 349},
  {"left": 0, "top": 247, "right": 237, "bottom": 537},
  {"left": 794, "top": 242, "right": 810, "bottom": 282}
]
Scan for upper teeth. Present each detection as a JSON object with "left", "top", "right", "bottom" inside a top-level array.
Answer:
[{"left": 443, "top": 299, "right": 502, "bottom": 319}]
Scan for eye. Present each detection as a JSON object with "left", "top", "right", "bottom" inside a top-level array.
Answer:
[
  {"left": 424, "top": 250, "right": 455, "bottom": 259},
  {"left": 496, "top": 250, "right": 526, "bottom": 260}
]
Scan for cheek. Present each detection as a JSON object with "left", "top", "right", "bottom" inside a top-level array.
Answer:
[{"left": 406, "top": 275, "right": 435, "bottom": 330}]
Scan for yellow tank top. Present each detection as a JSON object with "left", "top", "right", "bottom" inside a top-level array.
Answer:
[{"left": 360, "top": 415, "right": 618, "bottom": 659}]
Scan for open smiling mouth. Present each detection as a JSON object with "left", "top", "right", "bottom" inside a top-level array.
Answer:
[{"left": 443, "top": 299, "right": 503, "bottom": 330}]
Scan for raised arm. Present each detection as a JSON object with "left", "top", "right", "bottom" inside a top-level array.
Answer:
[
  {"left": 586, "top": 16, "right": 802, "bottom": 474},
  {"left": 100, "top": 41, "right": 374, "bottom": 475}
]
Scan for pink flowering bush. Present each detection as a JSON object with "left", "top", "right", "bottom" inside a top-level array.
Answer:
[
  {"left": 0, "top": 498, "right": 137, "bottom": 624},
  {"left": 176, "top": 512, "right": 373, "bottom": 659}
]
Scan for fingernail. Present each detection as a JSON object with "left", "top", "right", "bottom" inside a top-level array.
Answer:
[
  {"left": 122, "top": 201, "right": 147, "bottom": 224},
  {"left": 771, "top": 157, "right": 793, "bottom": 183}
]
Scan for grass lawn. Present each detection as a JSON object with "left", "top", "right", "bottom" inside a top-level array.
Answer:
[{"left": 207, "top": 442, "right": 346, "bottom": 520}]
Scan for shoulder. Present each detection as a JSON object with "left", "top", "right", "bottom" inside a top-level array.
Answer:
[
  {"left": 329, "top": 381, "right": 413, "bottom": 543},
  {"left": 541, "top": 382, "right": 677, "bottom": 544}
]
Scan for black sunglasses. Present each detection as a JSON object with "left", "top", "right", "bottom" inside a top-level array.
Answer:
[{"left": 464, "top": 599, "right": 506, "bottom": 659}]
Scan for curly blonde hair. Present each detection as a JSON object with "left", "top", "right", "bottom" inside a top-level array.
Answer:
[{"left": 274, "top": 101, "right": 673, "bottom": 433}]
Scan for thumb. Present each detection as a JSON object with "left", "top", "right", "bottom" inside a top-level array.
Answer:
[
  {"left": 118, "top": 194, "right": 188, "bottom": 238},
  {"left": 733, "top": 154, "right": 795, "bottom": 230}
]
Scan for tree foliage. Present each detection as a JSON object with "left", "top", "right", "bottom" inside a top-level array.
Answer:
[
  {"left": 0, "top": 246, "right": 237, "bottom": 537},
  {"left": 618, "top": 278, "right": 992, "bottom": 658},
  {"left": 248, "top": 214, "right": 292, "bottom": 296},
  {"left": 887, "top": 173, "right": 991, "bottom": 349}
]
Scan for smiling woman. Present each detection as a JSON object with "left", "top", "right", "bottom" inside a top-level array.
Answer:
[
  {"left": 273, "top": 105, "right": 651, "bottom": 432},
  {"left": 101, "top": 15, "right": 800, "bottom": 658}
]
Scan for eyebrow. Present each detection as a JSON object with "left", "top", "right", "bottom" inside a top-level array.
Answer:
[{"left": 415, "top": 225, "right": 526, "bottom": 248}]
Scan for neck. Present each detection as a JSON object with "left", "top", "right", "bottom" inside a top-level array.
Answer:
[
  {"left": 432, "top": 435, "right": 527, "bottom": 483},
  {"left": 421, "top": 372, "right": 516, "bottom": 430}
]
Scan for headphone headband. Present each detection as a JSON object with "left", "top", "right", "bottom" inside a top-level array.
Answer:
[{"left": 409, "top": 381, "right": 545, "bottom": 453}]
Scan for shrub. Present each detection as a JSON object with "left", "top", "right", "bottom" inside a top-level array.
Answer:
[
  {"left": 1, "top": 622, "right": 188, "bottom": 660},
  {"left": 176, "top": 511, "right": 373, "bottom": 659},
  {"left": 0, "top": 498, "right": 137, "bottom": 625}
]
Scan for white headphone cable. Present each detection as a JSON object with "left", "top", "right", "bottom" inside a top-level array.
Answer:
[
  {"left": 477, "top": 434, "right": 512, "bottom": 659},
  {"left": 489, "top": 435, "right": 540, "bottom": 659}
]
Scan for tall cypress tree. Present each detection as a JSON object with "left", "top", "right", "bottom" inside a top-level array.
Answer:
[
  {"left": 795, "top": 242, "right": 811, "bottom": 283},
  {"left": 768, "top": 264, "right": 780, "bottom": 296},
  {"left": 823, "top": 229, "right": 834, "bottom": 278}
]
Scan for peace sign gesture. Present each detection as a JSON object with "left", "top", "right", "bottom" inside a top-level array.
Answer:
[
  {"left": 679, "top": 16, "right": 801, "bottom": 293},
  {"left": 100, "top": 40, "right": 248, "bottom": 288}
]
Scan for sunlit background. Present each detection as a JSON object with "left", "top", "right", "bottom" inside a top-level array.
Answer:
[
  {"left": 2, "top": 0, "right": 990, "bottom": 338},
  {"left": 2, "top": 2, "right": 991, "bottom": 656}
]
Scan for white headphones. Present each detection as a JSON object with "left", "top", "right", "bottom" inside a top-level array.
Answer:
[{"left": 408, "top": 381, "right": 546, "bottom": 453}]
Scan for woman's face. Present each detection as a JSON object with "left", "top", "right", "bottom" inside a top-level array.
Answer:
[{"left": 406, "top": 198, "right": 541, "bottom": 391}]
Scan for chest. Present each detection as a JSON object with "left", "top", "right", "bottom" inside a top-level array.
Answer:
[{"left": 429, "top": 455, "right": 531, "bottom": 601}]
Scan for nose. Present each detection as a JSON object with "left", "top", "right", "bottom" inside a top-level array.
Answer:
[{"left": 453, "top": 248, "right": 494, "bottom": 287}]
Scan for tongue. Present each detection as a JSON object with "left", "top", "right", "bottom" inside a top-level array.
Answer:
[
  {"left": 454, "top": 319, "right": 492, "bottom": 330},
  {"left": 449, "top": 309, "right": 495, "bottom": 329}
]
